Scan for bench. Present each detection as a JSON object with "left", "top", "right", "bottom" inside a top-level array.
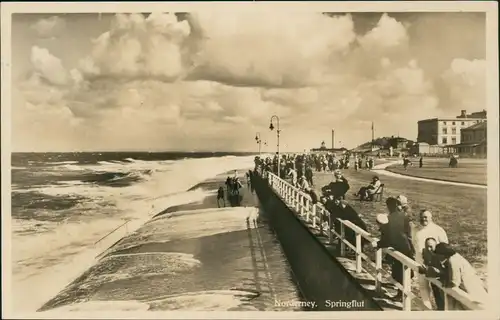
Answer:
[{"left": 368, "top": 183, "right": 385, "bottom": 202}]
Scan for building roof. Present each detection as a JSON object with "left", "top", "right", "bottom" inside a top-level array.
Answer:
[
  {"left": 418, "top": 117, "right": 484, "bottom": 123},
  {"left": 462, "top": 122, "right": 487, "bottom": 131},
  {"left": 448, "top": 139, "right": 486, "bottom": 148}
]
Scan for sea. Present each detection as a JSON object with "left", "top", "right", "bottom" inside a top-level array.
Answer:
[{"left": 10, "top": 152, "right": 302, "bottom": 312}]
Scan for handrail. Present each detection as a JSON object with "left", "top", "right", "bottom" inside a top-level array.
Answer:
[
  {"left": 263, "top": 171, "right": 485, "bottom": 311},
  {"left": 94, "top": 219, "right": 131, "bottom": 246}
]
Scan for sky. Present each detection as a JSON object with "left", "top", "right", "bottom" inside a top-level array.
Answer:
[{"left": 10, "top": 11, "right": 486, "bottom": 152}]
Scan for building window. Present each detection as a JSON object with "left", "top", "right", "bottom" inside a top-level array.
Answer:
[
  {"left": 452, "top": 128, "right": 456, "bottom": 134},
  {"left": 461, "top": 121, "right": 465, "bottom": 125},
  {"left": 452, "top": 137, "right": 457, "bottom": 144},
  {"left": 443, "top": 121, "right": 447, "bottom": 125},
  {"left": 442, "top": 137, "right": 448, "bottom": 144},
  {"left": 442, "top": 128, "right": 448, "bottom": 134},
  {"left": 452, "top": 121, "right": 455, "bottom": 125}
]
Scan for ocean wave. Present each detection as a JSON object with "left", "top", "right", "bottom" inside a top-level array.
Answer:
[
  {"left": 11, "top": 154, "right": 255, "bottom": 312},
  {"left": 47, "top": 161, "right": 80, "bottom": 165}
]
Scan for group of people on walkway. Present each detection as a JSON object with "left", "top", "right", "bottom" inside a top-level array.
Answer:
[
  {"left": 262, "top": 154, "right": 488, "bottom": 310},
  {"left": 252, "top": 152, "right": 378, "bottom": 183},
  {"left": 400, "top": 154, "right": 460, "bottom": 170},
  {"left": 372, "top": 195, "right": 487, "bottom": 310},
  {"left": 217, "top": 171, "right": 244, "bottom": 208}
]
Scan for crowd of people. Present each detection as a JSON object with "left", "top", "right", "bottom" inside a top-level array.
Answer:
[
  {"left": 253, "top": 152, "right": 377, "bottom": 181},
  {"left": 217, "top": 171, "right": 244, "bottom": 207},
  {"left": 373, "top": 195, "right": 487, "bottom": 310},
  {"left": 253, "top": 152, "right": 486, "bottom": 311}
]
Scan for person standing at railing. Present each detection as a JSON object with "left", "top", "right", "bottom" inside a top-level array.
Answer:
[
  {"left": 374, "top": 197, "right": 415, "bottom": 300},
  {"left": 297, "top": 175, "right": 310, "bottom": 191},
  {"left": 287, "top": 167, "right": 298, "bottom": 186},
  {"left": 419, "top": 237, "right": 446, "bottom": 310},
  {"left": 433, "top": 243, "right": 488, "bottom": 310},
  {"left": 337, "top": 199, "right": 369, "bottom": 247},
  {"left": 413, "top": 210, "right": 449, "bottom": 309},
  {"left": 305, "top": 165, "right": 314, "bottom": 187}
]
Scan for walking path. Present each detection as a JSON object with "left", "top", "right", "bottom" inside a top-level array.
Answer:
[{"left": 372, "top": 161, "right": 487, "bottom": 190}]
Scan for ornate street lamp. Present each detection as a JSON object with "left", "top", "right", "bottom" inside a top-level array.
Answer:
[
  {"left": 255, "top": 132, "right": 262, "bottom": 155},
  {"left": 269, "top": 115, "right": 281, "bottom": 176}
]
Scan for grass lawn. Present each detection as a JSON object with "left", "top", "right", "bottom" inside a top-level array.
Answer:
[
  {"left": 385, "top": 158, "right": 487, "bottom": 186},
  {"left": 309, "top": 166, "right": 488, "bottom": 283}
]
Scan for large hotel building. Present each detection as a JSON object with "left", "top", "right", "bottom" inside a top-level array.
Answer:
[{"left": 417, "top": 110, "right": 487, "bottom": 146}]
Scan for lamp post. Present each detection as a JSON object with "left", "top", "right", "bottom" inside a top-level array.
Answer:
[
  {"left": 269, "top": 115, "right": 281, "bottom": 177},
  {"left": 255, "top": 132, "right": 262, "bottom": 155}
]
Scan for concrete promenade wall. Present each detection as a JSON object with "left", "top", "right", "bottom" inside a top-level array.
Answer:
[{"left": 251, "top": 173, "right": 382, "bottom": 311}]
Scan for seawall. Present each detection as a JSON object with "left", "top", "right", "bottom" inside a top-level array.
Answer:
[{"left": 251, "top": 173, "right": 382, "bottom": 311}]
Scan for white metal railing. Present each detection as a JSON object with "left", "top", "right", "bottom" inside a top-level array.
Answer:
[{"left": 264, "top": 171, "right": 485, "bottom": 311}]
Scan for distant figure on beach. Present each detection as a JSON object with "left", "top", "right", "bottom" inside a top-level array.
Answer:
[
  {"left": 419, "top": 156, "right": 423, "bottom": 168},
  {"left": 226, "top": 174, "right": 243, "bottom": 207},
  {"left": 354, "top": 176, "right": 381, "bottom": 201},
  {"left": 217, "top": 186, "right": 225, "bottom": 208},
  {"left": 225, "top": 176, "right": 232, "bottom": 192},
  {"left": 246, "top": 170, "right": 252, "bottom": 187}
]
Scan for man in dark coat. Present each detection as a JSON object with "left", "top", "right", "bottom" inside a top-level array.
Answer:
[
  {"left": 321, "top": 170, "right": 350, "bottom": 200},
  {"left": 337, "top": 200, "right": 369, "bottom": 247},
  {"left": 374, "top": 197, "right": 415, "bottom": 299}
]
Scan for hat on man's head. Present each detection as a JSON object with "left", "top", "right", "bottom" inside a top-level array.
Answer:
[
  {"left": 372, "top": 175, "right": 380, "bottom": 181},
  {"left": 376, "top": 214, "right": 389, "bottom": 225},
  {"left": 396, "top": 195, "right": 408, "bottom": 206}
]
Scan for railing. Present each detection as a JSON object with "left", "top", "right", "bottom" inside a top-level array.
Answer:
[
  {"left": 93, "top": 219, "right": 132, "bottom": 259},
  {"left": 264, "top": 171, "right": 485, "bottom": 311}
]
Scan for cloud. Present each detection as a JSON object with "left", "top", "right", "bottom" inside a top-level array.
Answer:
[
  {"left": 441, "top": 58, "right": 486, "bottom": 111},
  {"left": 81, "top": 13, "right": 192, "bottom": 81},
  {"left": 13, "top": 12, "right": 487, "bottom": 151},
  {"left": 31, "top": 16, "right": 66, "bottom": 38},
  {"left": 30, "top": 46, "right": 69, "bottom": 85},
  {"left": 187, "top": 12, "right": 356, "bottom": 87}
]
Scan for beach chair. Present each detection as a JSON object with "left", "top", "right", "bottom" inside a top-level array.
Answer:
[{"left": 368, "top": 184, "right": 385, "bottom": 202}]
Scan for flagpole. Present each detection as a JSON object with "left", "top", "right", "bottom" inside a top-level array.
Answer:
[{"left": 371, "top": 121, "right": 374, "bottom": 150}]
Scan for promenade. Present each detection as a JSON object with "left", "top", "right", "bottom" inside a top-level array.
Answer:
[
  {"left": 310, "top": 159, "right": 487, "bottom": 280},
  {"left": 39, "top": 171, "right": 303, "bottom": 312},
  {"left": 267, "top": 166, "right": 487, "bottom": 311}
]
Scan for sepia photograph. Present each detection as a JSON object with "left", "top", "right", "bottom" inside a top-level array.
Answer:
[{"left": 1, "top": 1, "right": 498, "bottom": 318}]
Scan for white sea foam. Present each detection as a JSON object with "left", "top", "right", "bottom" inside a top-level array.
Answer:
[
  {"left": 10, "top": 155, "right": 256, "bottom": 313},
  {"left": 43, "top": 289, "right": 261, "bottom": 313}
]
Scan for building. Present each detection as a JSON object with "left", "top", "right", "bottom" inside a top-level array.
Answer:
[
  {"left": 310, "top": 141, "right": 347, "bottom": 153},
  {"left": 389, "top": 137, "right": 411, "bottom": 150},
  {"left": 457, "top": 109, "right": 487, "bottom": 119},
  {"left": 452, "top": 122, "right": 487, "bottom": 156},
  {"left": 410, "top": 142, "right": 447, "bottom": 155},
  {"left": 417, "top": 109, "right": 486, "bottom": 146}
]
